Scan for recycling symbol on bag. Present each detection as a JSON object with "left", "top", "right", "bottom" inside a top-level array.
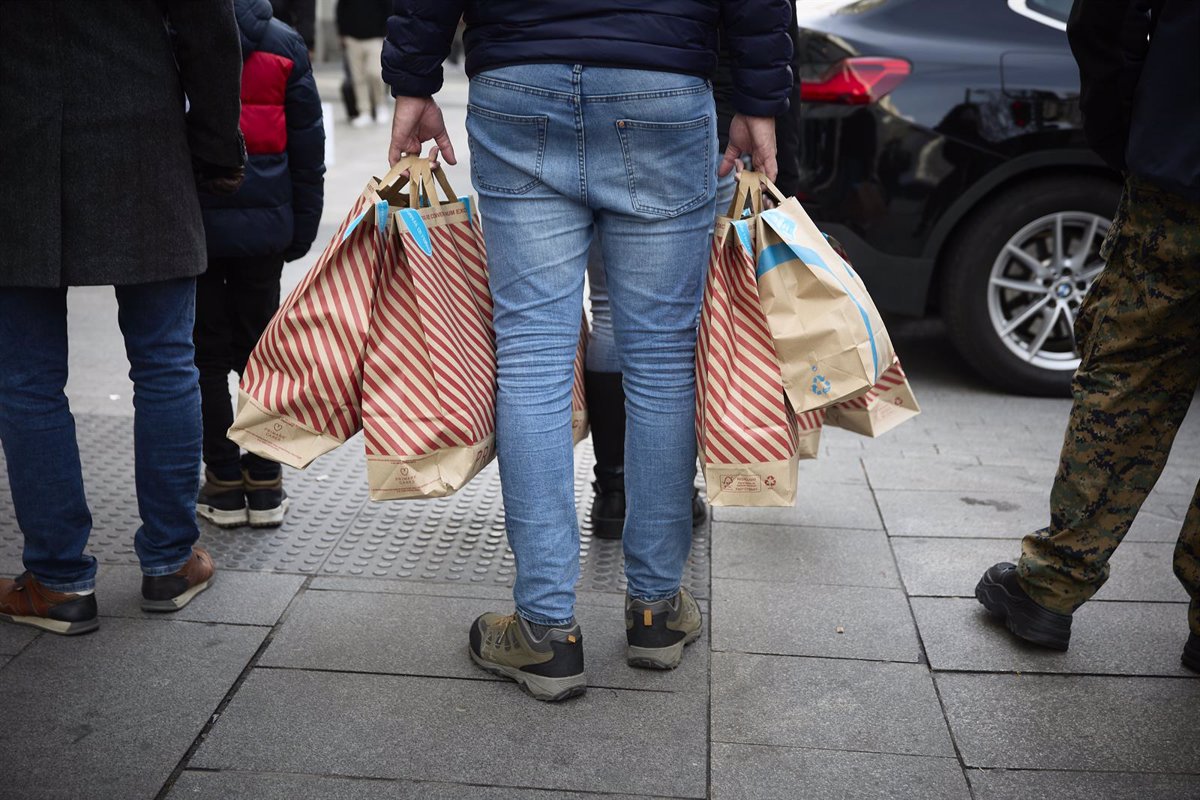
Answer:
[
  {"left": 811, "top": 375, "right": 832, "bottom": 396},
  {"left": 764, "top": 476, "right": 777, "bottom": 487}
]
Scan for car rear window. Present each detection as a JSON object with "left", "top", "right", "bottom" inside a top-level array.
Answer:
[{"left": 1026, "top": 0, "right": 1071, "bottom": 22}]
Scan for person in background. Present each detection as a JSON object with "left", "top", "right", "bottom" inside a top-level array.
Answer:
[
  {"left": 339, "top": 0, "right": 392, "bottom": 126},
  {"left": 384, "top": 0, "right": 792, "bottom": 702},
  {"left": 194, "top": 0, "right": 325, "bottom": 531},
  {"left": 975, "top": 0, "right": 1200, "bottom": 672},
  {"left": 586, "top": 3, "right": 803, "bottom": 539},
  {"left": 0, "top": 0, "right": 244, "bottom": 634},
  {"left": 270, "top": 0, "right": 316, "bottom": 52}
]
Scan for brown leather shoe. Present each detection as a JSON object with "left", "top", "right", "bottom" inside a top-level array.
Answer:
[
  {"left": 141, "top": 547, "right": 216, "bottom": 612},
  {"left": 0, "top": 572, "right": 99, "bottom": 635}
]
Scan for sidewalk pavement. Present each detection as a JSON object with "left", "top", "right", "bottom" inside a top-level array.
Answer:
[{"left": 2, "top": 68, "right": 1199, "bottom": 799}]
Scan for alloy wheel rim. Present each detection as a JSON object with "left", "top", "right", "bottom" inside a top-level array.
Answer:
[{"left": 986, "top": 211, "right": 1110, "bottom": 372}]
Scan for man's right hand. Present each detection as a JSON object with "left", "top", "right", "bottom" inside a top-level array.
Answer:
[
  {"left": 388, "top": 96, "right": 458, "bottom": 167},
  {"left": 720, "top": 113, "right": 778, "bottom": 182}
]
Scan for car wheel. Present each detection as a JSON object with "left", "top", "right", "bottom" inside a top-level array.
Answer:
[{"left": 939, "top": 176, "right": 1122, "bottom": 396}]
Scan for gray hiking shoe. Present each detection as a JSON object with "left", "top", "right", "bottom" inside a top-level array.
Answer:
[
  {"left": 468, "top": 612, "right": 587, "bottom": 702},
  {"left": 625, "top": 587, "right": 702, "bottom": 670}
]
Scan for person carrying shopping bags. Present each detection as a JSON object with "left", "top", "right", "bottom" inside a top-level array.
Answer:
[
  {"left": 383, "top": 0, "right": 792, "bottom": 701},
  {"left": 193, "top": 0, "right": 325, "bottom": 531},
  {"left": 586, "top": 4, "right": 804, "bottom": 539},
  {"left": 0, "top": 0, "right": 244, "bottom": 633}
]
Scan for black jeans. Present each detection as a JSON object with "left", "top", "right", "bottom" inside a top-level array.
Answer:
[{"left": 194, "top": 255, "right": 285, "bottom": 480}]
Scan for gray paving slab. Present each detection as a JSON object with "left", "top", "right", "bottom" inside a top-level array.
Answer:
[
  {"left": 937, "top": 672, "right": 1200, "bottom": 771},
  {"left": 0, "top": 621, "right": 39, "bottom": 655},
  {"left": 967, "top": 768, "right": 1200, "bottom": 800},
  {"left": 794, "top": 455, "right": 869, "bottom": 485},
  {"left": 192, "top": 668, "right": 709, "bottom": 798},
  {"left": 712, "top": 578, "right": 920, "bottom": 662},
  {"left": 876, "top": 489, "right": 1047, "bottom": 538},
  {"left": 878, "top": 489, "right": 1185, "bottom": 542},
  {"left": 711, "top": 524, "right": 898, "bottom": 588},
  {"left": 0, "top": 654, "right": 11, "bottom": 670},
  {"left": 864, "top": 457, "right": 1045, "bottom": 493},
  {"left": 712, "top": 481, "right": 883, "bottom": 530},
  {"left": 711, "top": 743, "right": 970, "bottom": 800},
  {"left": 0, "top": 616, "right": 266, "bottom": 800},
  {"left": 914, "top": 597, "right": 1195, "bottom": 677},
  {"left": 168, "top": 771, "right": 674, "bottom": 800},
  {"left": 310, "top": 575, "right": 516, "bottom": 599},
  {"left": 260, "top": 589, "right": 707, "bottom": 692},
  {"left": 710, "top": 652, "right": 954, "bottom": 757},
  {"left": 95, "top": 564, "right": 304, "bottom": 626},
  {"left": 892, "top": 537, "right": 1190, "bottom": 602}
]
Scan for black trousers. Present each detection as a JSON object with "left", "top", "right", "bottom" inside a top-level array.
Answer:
[{"left": 193, "top": 254, "right": 285, "bottom": 478}]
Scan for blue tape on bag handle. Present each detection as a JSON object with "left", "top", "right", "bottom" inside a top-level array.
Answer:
[
  {"left": 757, "top": 210, "right": 881, "bottom": 383},
  {"left": 732, "top": 219, "right": 753, "bottom": 255},
  {"left": 398, "top": 208, "right": 434, "bottom": 256},
  {"left": 342, "top": 209, "right": 367, "bottom": 241}
]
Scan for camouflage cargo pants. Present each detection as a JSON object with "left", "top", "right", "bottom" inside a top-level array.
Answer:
[{"left": 1018, "top": 177, "right": 1200, "bottom": 635}]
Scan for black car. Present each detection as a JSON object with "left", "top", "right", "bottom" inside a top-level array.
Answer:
[{"left": 795, "top": 0, "right": 1120, "bottom": 395}]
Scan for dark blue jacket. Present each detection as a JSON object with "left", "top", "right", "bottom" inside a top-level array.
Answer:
[
  {"left": 202, "top": 0, "right": 325, "bottom": 261},
  {"left": 382, "top": 1, "right": 793, "bottom": 118}
]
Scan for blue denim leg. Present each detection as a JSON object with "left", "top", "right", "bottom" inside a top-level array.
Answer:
[
  {"left": 468, "top": 68, "right": 594, "bottom": 626},
  {"left": 115, "top": 278, "right": 203, "bottom": 577},
  {"left": 0, "top": 288, "right": 96, "bottom": 591},
  {"left": 579, "top": 69, "right": 718, "bottom": 601}
]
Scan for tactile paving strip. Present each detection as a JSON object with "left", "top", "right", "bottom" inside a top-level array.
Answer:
[
  {"left": 0, "top": 414, "right": 710, "bottom": 595},
  {"left": 325, "top": 448, "right": 710, "bottom": 597}
]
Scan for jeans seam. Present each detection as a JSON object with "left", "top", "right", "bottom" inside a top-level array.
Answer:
[
  {"left": 573, "top": 64, "right": 587, "bottom": 204},
  {"left": 472, "top": 74, "right": 574, "bottom": 101},
  {"left": 585, "top": 83, "right": 713, "bottom": 103}
]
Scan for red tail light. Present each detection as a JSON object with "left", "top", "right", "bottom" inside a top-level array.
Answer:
[{"left": 801, "top": 57, "right": 911, "bottom": 105}]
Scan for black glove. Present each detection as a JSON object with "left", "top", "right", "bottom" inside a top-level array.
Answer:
[{"left": 194, "top": 158, "right": 245, "bottom": 196}]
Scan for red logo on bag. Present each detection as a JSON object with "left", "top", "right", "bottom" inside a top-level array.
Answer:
[
  {"left": 722, "top": 476, "right": 734, "bottom": 489},
  {"left": 764, "top": 475, "right": 777, "bottom": 487},
  {"left": 399, "top": 466, "right": 410, "bottom": 476}
]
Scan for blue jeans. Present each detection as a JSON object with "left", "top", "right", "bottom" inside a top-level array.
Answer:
[
  {"left": 467, "top": 64, "right": 718, "bottom": 626},
  {"left": 587, "top": 171, "right": 739, "bottom": 371},
  {"left": 0, "top": 279, "right": 203, "bottom": 591}
]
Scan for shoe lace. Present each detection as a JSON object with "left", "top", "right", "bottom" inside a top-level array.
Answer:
[{"left": 490, "top": 614, "right": 517, "bottom": 652}]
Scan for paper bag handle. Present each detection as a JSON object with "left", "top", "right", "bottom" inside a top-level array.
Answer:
[
  {"left": 725, "top": 170, "right": 789, "bottom": 219},
  {"left": 376, "top": 156, "right": 461, "bottom": 208}
]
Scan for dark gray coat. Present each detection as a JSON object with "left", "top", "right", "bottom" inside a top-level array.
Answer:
[{"left": 0, "top": 0, "right": 244, "bottom": 288}]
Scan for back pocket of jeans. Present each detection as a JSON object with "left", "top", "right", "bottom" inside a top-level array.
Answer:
[
  {"left": 616, "top": 116, "right": 711, "bottom": 217},
  {"left": 467, "top": 105, "right": 548, "bottom": 195}
]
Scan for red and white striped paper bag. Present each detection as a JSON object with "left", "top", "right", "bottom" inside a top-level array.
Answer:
[
  {"left": 824, "top": 358, "right": 920, "bottom": 437},
  {"left": 696, "top": 218, "right": 800, "bottom": 507},
  {"left": 229, "top": 179, "right": 390, "bottom": 468},
  {"left": 362, "top": 167, "right": 497, "bottom": 500}
]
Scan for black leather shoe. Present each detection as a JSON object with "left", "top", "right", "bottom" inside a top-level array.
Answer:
[
  {"left": 975, "top": 562, "right": 1072, "bottom": 651},
  {"left": 691, "top": 487, "right": 708, "bottom": 527},
  {"left": 590, "top": 478, "right": 626, "bottom": 540},
  {"left": 1183, "top": 633, "right": 1200, "bottom": 673}
]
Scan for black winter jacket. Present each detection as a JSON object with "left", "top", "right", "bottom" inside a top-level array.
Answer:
[
  {"left": 336, "top": 0, "right": 390, "bottom": 41},
  {"left": 1069, "top": 0, "right": 1200, "bottom": 199},
  {"left": 383, "top": 1, "right": 793, "bottom": 118},
  {"left": 202, "top": 0, "right": 325, "bottom": 262}
]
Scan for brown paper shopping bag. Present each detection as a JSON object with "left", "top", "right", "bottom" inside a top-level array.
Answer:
[
  {"left": 825, "top": 358, "right": 921, "bottom": 437},
  {"left": 361, "top": 160, "right": 497, "bottom": 500},
  {"left": 748, "top": 175, "right": 895, "bottom": 413},
  {"left": 697, "top": 214, "right": 800, "bottom": 507},
  {"left": 361, "top": 159, "right": 589, "bottom": 500},
  {"left": 229, "top": 167, "right": 409, "bottom": 468}
]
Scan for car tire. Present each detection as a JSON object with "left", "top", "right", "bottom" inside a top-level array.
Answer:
[{"left": 939, "top": 175, "right": 1122, "bottom": 397}]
